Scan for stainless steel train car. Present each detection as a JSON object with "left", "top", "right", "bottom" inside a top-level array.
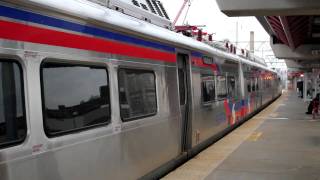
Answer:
[{"left": 0, "top": 0, "right": 282, "bottom": 179}]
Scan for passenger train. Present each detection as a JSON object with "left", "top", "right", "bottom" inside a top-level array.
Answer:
[{"left": 0, "top": 0, "right": 282, "bottom": 179}]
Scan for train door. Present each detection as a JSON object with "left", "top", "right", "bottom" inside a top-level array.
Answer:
[{"left": 177, "top": 53, "right": 191, "bottom": 152}]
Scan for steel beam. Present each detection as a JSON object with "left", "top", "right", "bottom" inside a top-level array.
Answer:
[{"left": 279, "top": 17, "right": 296, "bottom": 49}]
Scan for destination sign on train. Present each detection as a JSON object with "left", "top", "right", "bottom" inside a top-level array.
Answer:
[{"left": 203, "top": 56, "right": 215, "bottom": 64}]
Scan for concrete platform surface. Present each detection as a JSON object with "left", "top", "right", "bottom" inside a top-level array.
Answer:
[{"left": 163, "top": 91, "right": 320, "bottom": 180}]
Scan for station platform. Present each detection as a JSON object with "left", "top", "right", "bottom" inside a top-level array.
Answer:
[{"left": 163, "top": 91, "right": 320, "bottom": 180}]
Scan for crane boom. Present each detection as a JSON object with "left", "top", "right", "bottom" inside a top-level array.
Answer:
[{"left": 173, "top": 0, "right": 189, "bottom": 26}]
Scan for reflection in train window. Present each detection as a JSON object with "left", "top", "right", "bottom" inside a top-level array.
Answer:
[
  {"left": 0, "top": 61, "right": 26, "bottom": 148},
  {"left": 118, "top": 69, "right": 157, "bottom": 121},
  {"left": 202, "top": 76, "right": 215, "bottom": 103},
  {"left": 41, "top": 62, "right": 110, "bottom": 136},
  {"left": 216, "top": 76, "right": 227, "bottom": 99},
  {"left": 227, "top": 76, "right": 236, "bottom": 98}
]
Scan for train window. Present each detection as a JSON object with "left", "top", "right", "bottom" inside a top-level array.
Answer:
[
  {"left": 177, "top": 58, "right": 187, "bottom": 105},
  {"left": 216, "top": 76, "right": 227, "bottom": 99},
  {"left": 247, "top": 78, "right": 251, "bottom": 93},
  {"left": 256, "top": 78, "right": 259, "bottom": 91},
  {"left": 41, "top": 62, "right": 110, "bottom": 136},
  {"left": 118, "top": 68, "right": 157, "bottom": 121},
  {"left": 227, "top": 76, "right": 236, "bottom": 98},
  {"left": 202, "top": 76, "right": 215, "bottom": 103},
  {"left": 252, "top": 78, "right": 256, "bottom": 91},
  {"left": 0, "top": 61, "right": 26, "bottom": 147}
]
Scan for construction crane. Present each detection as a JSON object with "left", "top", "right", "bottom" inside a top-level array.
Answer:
[
  {"left": 173, "top": 0, "right": 192, "bottom": 26},
  {"left": 173, "top": 0, "right": 215, "bottom": 43}
]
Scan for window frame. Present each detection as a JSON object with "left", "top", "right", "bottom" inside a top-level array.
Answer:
[
  {"left": 40, "top": 60, "right": 111, "bottom": 138},
  {"left": 117, "top": 67, "right": 158, "bottom": 122},
  {"left": 0, "top": 59, "right": 27, "bottom": 149}
]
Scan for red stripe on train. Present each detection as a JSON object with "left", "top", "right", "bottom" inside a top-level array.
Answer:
[
  {"left": 192, "top": 57, "right": 218, "bottom": 72},
  {"left": 0, "top": 20, "right": 176, "bottom": 62}
]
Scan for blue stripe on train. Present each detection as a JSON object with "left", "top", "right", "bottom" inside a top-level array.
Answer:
[
  {"left": 0, "top": 4, "right": 175, "bottom": 53},
  {"left": 191, "top": 52, "right": 202, "bottom": 58}
]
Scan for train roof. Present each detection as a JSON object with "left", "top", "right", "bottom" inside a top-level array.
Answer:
[{"left": 7, "top": 0, "right": 276, "bottom": 73}]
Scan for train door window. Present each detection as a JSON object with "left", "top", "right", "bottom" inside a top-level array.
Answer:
[
  {"left": 252, "top": 78, "right": 256, "bottom": 91},
  {"left": 118, "top": 68, "right": 157, "bottom": 121},
  {"left": 177, "top": 57, "right": 187, "bottom": 105},
  {"left": 227, "top": 76, "right": 236, "bottom": 98},
  {"left": 41, "top": 62, "right": 111, "bottom": 136},
  {"left": 202, "top": 76, "right": 215, "bottom": 103},
  {"left": 0, "top": 61, "right": 26, "bottom": 148},
  {"left": 217, "top": 75, "right": 227, "bottom": 99},
  {"left": 247, "top": 78, "right": 251, "bottom": 93}
]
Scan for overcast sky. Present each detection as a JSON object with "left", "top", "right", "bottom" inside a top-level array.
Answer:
[{"left": 161, "top": 0, "right": 274, "bottom": 57}]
